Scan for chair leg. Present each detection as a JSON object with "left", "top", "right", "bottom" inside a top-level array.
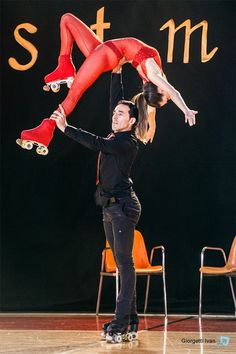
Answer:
[
  {"left": 163, "top": 270, "right": 168, "bottom": 317},
  {"left": 144, "top": 275, "right": 151, "bottom": 313},
  {"left": 228, "top": 276, "right": 236, "bottom": 316},
  {"left": 199, "top": 272, "right": 203, "bottom": 317},
  {"left": 96, "top": 274, "right": 103, "bottom": 315}
]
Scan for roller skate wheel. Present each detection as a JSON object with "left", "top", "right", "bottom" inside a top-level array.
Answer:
[
  {"left": 41, "top": 147, "right": 48, "bottom": 155},
  {"left": 131, "top": 332, "right": 138, "bottom": 341},
  {"left": 43, "top": 84, "right": 50, "bottom": 92},
  {"left": 123, "top": 333, "right": 128, "bottom": 341},
  {"left": 24, "top": 141, "right": 33, "bottom": 150},
  {"left": 36, "top": 146, "right": 48, "bottom": 156},
  {"left": 114, "top": 334, "right": 122, "bottom": 343},
  {"left": 127, "top": 333, "right": 133, "bottom": 342},
  {"left": 105, "top": 333, "right": 113, "bottom": 343},
  {"left": 21, "top": 141, "right": 27, "bottom": 149},
  {"left": 51, "top": 83, "right": 60, "bottom": 92}
]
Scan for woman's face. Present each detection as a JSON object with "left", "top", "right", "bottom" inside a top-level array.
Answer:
[{"left": 157, "top": 87, "right": 171, "bottom": 107}]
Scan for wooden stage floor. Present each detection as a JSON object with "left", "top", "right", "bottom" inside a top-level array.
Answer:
[{"left": 0, "top": 314, "right": 235, "bottom": 353}]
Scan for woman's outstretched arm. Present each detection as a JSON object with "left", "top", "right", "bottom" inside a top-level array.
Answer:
[{"left": 145, "top": 58, "right": 198, "bottom": 126}]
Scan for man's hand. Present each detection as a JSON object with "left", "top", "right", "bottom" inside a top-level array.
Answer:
[
  {"left": 185, "top": 110, "right": 198, "bottom": 126},
  {"left": 112, "top": 57, "right": 128, "bottom": 73},
  {"left": 50, "top": 104, "right": 67, "bottom": 132}
]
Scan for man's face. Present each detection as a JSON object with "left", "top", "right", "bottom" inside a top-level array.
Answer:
[{"left": 112, "top": 104, "right": 134, "bottom": 132}]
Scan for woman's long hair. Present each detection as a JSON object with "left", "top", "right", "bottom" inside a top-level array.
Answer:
[{"left": 131, "top": 92, "right": 148, "bottom": 143}]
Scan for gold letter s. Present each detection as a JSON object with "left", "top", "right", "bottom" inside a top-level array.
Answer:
[{"left": 8, "top": 23, "right": 38, "bottom": 71}]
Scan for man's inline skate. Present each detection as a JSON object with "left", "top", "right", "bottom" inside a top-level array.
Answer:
[
  {"left": 16, "top": 118, "right": 56, "bottom": 155},
  {"left": 102, "top": 315, "right": 139, "bottom": 343},
  {"left": 43, "top": 55, "right": 76, "bottom": 92}
]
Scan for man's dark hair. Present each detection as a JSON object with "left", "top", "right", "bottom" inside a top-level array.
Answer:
[
  {"left": 143, "top": 82, "right": 164, "bottom": 108},
  {"left": 118, "top": 100, "right": 139, "bottom": 120}
]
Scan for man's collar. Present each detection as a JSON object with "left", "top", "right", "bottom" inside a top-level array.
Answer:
[{"left": 113, "top": 130, "right": 132, "bottom": 138}]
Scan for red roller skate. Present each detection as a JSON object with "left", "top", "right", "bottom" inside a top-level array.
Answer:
[
  {"left": 16, "top": 119, "right": 56, "bottom": 155},
  {"left": 43, "top": 55, "right": 76, "bottom": 93}
]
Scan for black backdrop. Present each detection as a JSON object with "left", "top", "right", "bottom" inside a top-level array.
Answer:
[{"left": 1, "top": 0, "right": 235, "bottom": 313}]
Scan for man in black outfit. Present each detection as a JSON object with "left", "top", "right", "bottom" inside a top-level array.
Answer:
[{"left": 51, "top": 69, "right": 142, "bottom": 337}]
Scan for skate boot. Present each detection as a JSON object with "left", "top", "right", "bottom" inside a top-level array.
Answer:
[
  {"left": 101, "top": 321, "right": 111, "bottom": 340},
  {"left": 105, "top": 319, "right": 132, "bottom": 344},
  {"left": 128, "top": 314, "right": 139, "bottom": 341},
  {"left": 16, "top": 119, "right": 56, "bottom": 155},
  {"left": 43, "top": 55, "right": 76, "bottom": 92},
  {"left": 102, "top": 315, "right": 139, "bottom": 341}
]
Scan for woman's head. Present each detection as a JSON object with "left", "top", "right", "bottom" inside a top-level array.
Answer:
[{"left": 143, "top": 82, "right": 170, "bottom": 108}]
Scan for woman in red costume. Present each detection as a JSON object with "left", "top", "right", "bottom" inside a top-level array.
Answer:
[{"left": 16, "top": 13, "right": 197, "bottom": 155}]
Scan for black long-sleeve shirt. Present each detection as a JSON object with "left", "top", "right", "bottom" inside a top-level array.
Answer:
[{"left": 64, "top": 73, "right": 138, "bottom": 198}]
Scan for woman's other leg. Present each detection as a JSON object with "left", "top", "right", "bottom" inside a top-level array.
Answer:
[
  {"left": 44, "top": 13, "right": 103, "bottom": 89},
  {"left": 59, "top": 13, "right": 102, "bottom": 57}
]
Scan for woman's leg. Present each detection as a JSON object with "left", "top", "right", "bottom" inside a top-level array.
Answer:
[
  {"left": 59, "top": 13, "right": 102, "bottom": 57},
  {"left": 17, "top": 43, "right": 119, "bottom": 153},
  {"left": 44, "top": 13, "right": 103, "bottom": 89}
]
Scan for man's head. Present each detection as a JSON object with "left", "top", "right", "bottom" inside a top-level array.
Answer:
[{"left": 112, "top": 100, "right": 138, "bottom": 133}]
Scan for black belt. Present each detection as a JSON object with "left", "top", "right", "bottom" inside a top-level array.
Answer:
[{"left": 107, "top": 191, "right": 136, "bottom": 205}]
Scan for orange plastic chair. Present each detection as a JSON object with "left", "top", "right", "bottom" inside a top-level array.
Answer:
[
  {"left": 199, "top": 236, "right": 236, "bottom": 317},
  {"left": 96, "top": 230, "right": 167, "bottom": 316}
]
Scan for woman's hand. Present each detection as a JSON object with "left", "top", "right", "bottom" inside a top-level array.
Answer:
[
  {"left": 184, "top": 110, "right": 198, "bottom": 126},
  {"left": 146, "top": 107, "right": 156, "bottom": 143},
  {"left": 50, "top": 104, "right": 68, "bottom": 132},
  {"left": 145, "top": 58, "right": 198, "bottom": 126},
  {"left": 146, "top": 128, "right": 155, "bottom": 143}
]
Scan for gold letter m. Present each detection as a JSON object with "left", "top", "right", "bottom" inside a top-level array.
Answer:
[{"left": 160, "top": 19, "right": 218, "bottom": 63}]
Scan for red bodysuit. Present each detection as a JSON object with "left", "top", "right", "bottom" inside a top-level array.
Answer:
[
  {"left": 61, "top": 36, "right": 163, "bottom": 115},
  {"left": 104, "top": 38, "right": 162, "bottom": 81}
]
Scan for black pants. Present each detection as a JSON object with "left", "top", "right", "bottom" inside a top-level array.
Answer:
[{"left": 103, "top": 192, "right": 141, "bottom": 321}]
